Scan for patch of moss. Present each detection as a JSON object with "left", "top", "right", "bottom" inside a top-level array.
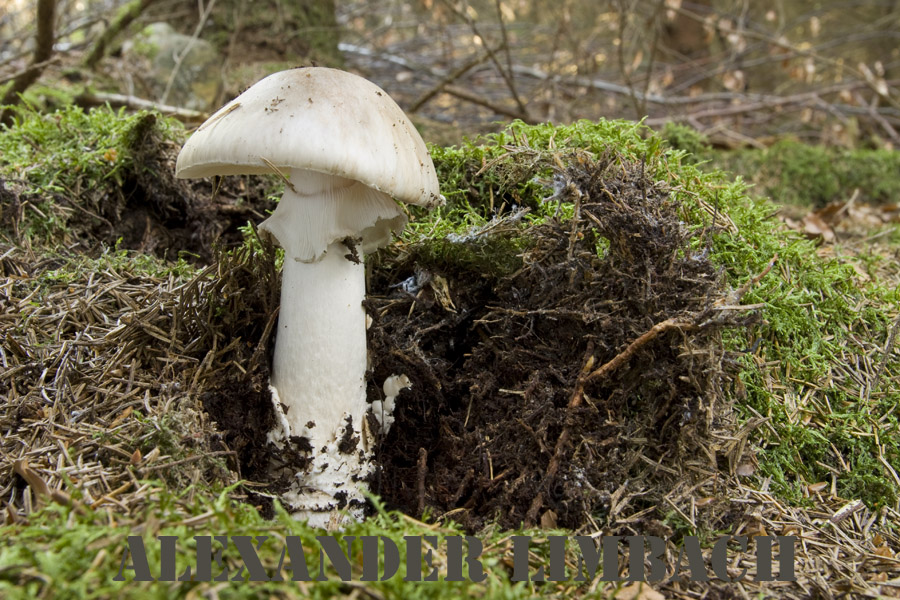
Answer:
[
  {"left": 0, "top": 104, "right": 181, "bottom": 244},
  {"left": 710, "top": 139, "right": 900, "bottom": 207},
  {"left": 0, "top": 485, "right": 554, "bottom": 599},
  {"left": 660, "top": 122, "right": 711, "bottom": 162}
]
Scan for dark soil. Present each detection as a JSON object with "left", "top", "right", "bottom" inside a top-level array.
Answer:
[{"left": 365, "top": 150, "right": 754, "bottom": 531}]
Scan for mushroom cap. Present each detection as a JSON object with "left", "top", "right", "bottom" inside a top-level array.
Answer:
[{"left": 175, "top": 67, "right": 441, "bottom": 208}]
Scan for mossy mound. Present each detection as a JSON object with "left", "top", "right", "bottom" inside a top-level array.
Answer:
[
  {"left": 0, "top": 105, "right": 277, "bottom": 260},
  {"left": 369, "top": 148, "right": 755, "bottom": 531}
]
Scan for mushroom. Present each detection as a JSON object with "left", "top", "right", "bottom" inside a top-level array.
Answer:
[
  {"left": 175, "top": 67, "right": 441, "bottom": 524},
  {"left": 371, "top": 373, "right": 412, "bottom": 435}
]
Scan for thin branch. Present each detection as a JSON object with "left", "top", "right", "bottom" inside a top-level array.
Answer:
[
  {"left": 614, "top": 0, "right": 642, "bottom": 118},
  {"left": 408, "top": 48, "right": 494, "bottom": 113},
  {"left": 438, "top": 0, "right": 529, "bottom": 119},
  {"left": 0, "top": 56, "right": 62, "bottom": 86},
  {"left": 74, "top": 90, "right": 207, "bottom": 122},
  {"left": 587, "top": 318, "right": 696, "bottom": 383},
  {"left": 443, "top": 84, "right": 531, "bottom": 122}
]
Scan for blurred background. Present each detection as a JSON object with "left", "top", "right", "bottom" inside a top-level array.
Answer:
[{"left": 1, "top": 0, "right": 898, "bottom": 148}]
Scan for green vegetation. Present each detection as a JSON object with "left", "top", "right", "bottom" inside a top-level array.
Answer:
[
  {"left": 658, "top": 123, "right": 900, "bottom": 207},
  {"left": 0, "top": 104, "right": 180, "bottom": 244},
  {"left": 0, "top": 486, "right": 548, "bottom": 599},
  {"left": 713, "top": 140, "right": 900, "bottom": 207}
]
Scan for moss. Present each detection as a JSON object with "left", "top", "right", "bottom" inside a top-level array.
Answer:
[
  {"left": 0, "top": 486, "right": 552, "bottom": 598},
  {"left": 710, "top": 139, "right": 900, "bottom": 207},
  {"left": 659, "top": 122, "right": 711, "bottom": 162},
  {"left": 0, "top": 104, "right": 182, "bottom": 244},
  {"left": 2, "top": 110, "right": 898, "bottom": 589}
]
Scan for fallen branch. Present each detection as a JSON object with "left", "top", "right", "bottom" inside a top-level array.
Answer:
[
  {"left": 74, "top": 91, "right": 207, "bottom": 122},
  {"left": 443, "top": 84, "right": 531, "bottom": 122}
]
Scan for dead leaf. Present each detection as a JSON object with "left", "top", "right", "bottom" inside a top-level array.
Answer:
[
  {"left": 801, "top": 213, "right": 835, "bottom": 242},
  {"left": 735, "top": 462, "right": 756, "bottom": 477},
  {"left": 540, "top": 509, "right": 558, "bottom": 529},
  {"left": 13, "top": 459, "right": 50, "bottom": 499},
  {"left": 110, "top": 406, "right": 133, "bottom": 428},
  {"left": 807, "top": 481, "right": 828, "bottom": 494}
]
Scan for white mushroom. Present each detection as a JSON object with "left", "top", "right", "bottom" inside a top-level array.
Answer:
[
  {"left": 176, "top": 67, "right": 441, "bottom": 525},
  {"left": 371, "top": 373, "right": 412, "bottom": 435}
]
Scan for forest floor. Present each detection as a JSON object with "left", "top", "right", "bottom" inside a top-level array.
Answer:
[{"left": 1, "top": 11, "right": 900, "bottom": 599}]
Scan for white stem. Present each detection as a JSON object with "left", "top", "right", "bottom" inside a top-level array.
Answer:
[
  {"left": 272, "top": 242, "right": 367, "bottom": 441},
  {"left": 260, "top": 169, "right": 406, "bottom": 526},
  {"left": 270, "top": 242, "right": 371, "bottom": 524}
]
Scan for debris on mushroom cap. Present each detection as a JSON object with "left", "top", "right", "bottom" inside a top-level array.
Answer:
[{"left": 175, "top": 67, "right": 442, "bottom": 209}]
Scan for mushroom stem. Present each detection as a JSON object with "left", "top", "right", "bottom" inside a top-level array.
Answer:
[
  {"left": 271, "top": 240, "right": 370, "bottom": 520},
  {"left": 259, "top": 169, "right": 406, "bottom": 525},
  {"left": 273, "top": 241, "right": 368, "bottom": 439}
]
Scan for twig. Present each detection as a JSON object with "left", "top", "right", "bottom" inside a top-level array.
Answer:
[
  {"left": 416, "top": 447, "right": 428, "bottom": 517},
  {"left": 442, "top": 84, "right": 530, "bottom": 122},
  {"left": 338, "top": 42, "right": 417, "bottom": 70},
  {"left": 438, "top": 0, "right": 529, "bottom": 119},
  {"left": 74, "top": 91, "right": 207, "bottom": 121},
  {"left": 614, "top": 0, "right": 642, "bottom": 118},
  {"left": 512, "top": 63, "right": 899, "bottom": 110},
  {"left": 141, "top": 450, "right": 236, "bottom": 472},
  {"left": 525, "top": 343, "right": 595, "bottom": 526},
  {"left": 867, "top": 313, "right": 900, "bottom": 401},
  {"left": 492, "top": 0, "right": 518, "bottom": 108},
  {"left": 0, "top": 56, "right": 62, "bottom": 86},
  {"left": 638, "top": 0, "right": 666, "bottom": 117},
  {"left": 408, "top": 49, "right": 494, "bottom": 113},
  {"left": 853, "top": 91, "right": 900, "bottom": 146},
  {"left": 729, "top": 253, "right": 777, "bottom": 304},
  {"left": 586, "top": 254, "right": 777, "bottom": 384},
  {"left": 662, "top": 1, "right": 900, "bottom": 110},
  {"left": 587, "top": 318, "right": 696, "bottom": 383}
]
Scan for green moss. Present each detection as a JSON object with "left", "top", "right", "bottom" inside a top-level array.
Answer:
[
  {"left": 709, "top": 139, "right": 900, "bottom": 207},
  {"left": 0, "top": 484, "right": 558, "bottom": 599},
  {"left": 0, "top": 104, "right": 184, "bottom": 245},
  {"left": 3, "top": 110, "right": 898, "bottom": 579},
  {"left": 659, "top": 122, "right": 711, "bottom": 162}
]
